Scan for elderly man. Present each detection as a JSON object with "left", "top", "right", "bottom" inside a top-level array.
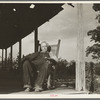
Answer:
[{"left": 22, "top": 41, "right": 57, "bottom": 92}]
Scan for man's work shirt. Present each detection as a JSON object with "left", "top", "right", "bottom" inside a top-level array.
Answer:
[{"left": 32, "top": 52, "right": 50, "bottom": 65}]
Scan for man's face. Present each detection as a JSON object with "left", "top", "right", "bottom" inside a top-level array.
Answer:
[{"left": 41, "top": 42, "right": 48, "bottom": 52}]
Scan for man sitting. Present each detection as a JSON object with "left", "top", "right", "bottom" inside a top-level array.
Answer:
[{"left": 22, "top": 41, "right": 58, "bottom": 92}]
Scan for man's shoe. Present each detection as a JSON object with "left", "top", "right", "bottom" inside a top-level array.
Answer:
[
  {"left": 24, "top": 88, "right": 31, "bottom": 92},
  {"left": 34, "top": 88, "right": 43, "bottom": 92}
]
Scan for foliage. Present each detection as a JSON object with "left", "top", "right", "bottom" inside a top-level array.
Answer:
[
  {"left": 93, "top": 4, "right": 100, "bottom": 12},
  {"left": 85, "top": 62, "right": 96, "bottom": 92},
  {"left": 86, "top": 43, "right": 100, "bottom": 60},
  {"left": 86, "top": 4, "right": 100, "bottom": 60},
  {"left": 87, "top": 26, "right": 100, "bottom": 42},
  {"left": 3, "top": 52, "right": 19, "bottom": 70},
  {"left": 85, "top": 4, "right": 100, "bottom": 93},
  {"left": 85, "top": 62, "right": 100, "bottom": 93},
  {"left": 12, "top": 52, "right": 19, "bottom": 70},
  {"left": 56, "top": 58, "right": 75, "bottom": 80},
  {"left": 7, "top": 53, "right": 12, "bottom": 70}
]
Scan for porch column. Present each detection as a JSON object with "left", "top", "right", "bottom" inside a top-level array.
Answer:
[
  {"left": 18, "top": 39, "right": 22, "bottom": 68},
  {"left": 2, "top": 49, "right": 4, "bottom": 67},
  {"left": 5, "top": 48, "right": 7, "bottom": 68},
  {"left": 56, "top": 39, "right": 61, "bottom": 57},
  {"left": 76, "top": 4, "right": 85, "bottom": 91},
  {"left": 34, "top": 28, "right": 38, "bottom": 52},
  {"left": 10, "top": 45, "right": 13, "bottom": 67}
]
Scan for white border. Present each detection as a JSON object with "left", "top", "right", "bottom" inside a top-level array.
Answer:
[
  {"left": 1, "top": 94, "right": 100, "bottom": 98},
  {"left": 0, "top": 1, "right": 100, "bottom": 3},
  {"left": 0, "top": 1, "right": 99, "bottom": 98}
]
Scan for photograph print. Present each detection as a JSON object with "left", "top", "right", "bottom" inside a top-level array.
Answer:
[{"left": 0, "top": 2, "right": 99, "bottom": 97}]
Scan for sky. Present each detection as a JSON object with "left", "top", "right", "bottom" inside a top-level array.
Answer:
[{"left": 0, "top": 3, "right": 99, "bottom": 62}]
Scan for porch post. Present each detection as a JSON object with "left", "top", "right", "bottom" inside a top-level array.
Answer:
[
  {"left": 18, "top": 39, "right": 22, "bottom": 68},
  {"left": 34, "top": 28, "right": 38, "bottom": 52},
  {"left": 2, "top": 49, "right": 4, "bottom": 67},
  {"left": 10, "top": 45, "right": 13, "bottom": 67},
  {"left": 76, "top": 4, "right": 85, "bottom": 91},
  {"left": 5, "top": 48, "right": 7, "bottom": 68},
  {"left": 56, "top": 39, "right": 61, "bottom": 57}
]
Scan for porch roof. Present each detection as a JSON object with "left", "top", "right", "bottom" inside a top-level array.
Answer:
[{"left": 0, "top": 3, "right": 63, "bottom": 49}]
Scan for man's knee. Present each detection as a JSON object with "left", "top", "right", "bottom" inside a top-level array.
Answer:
[{"left": 23, "top": 60, "right": 31, "bottom": 69}]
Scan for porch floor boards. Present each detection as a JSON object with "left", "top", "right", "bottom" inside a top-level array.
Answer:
[{"left": 10, "top": 87, "right": 87, "bottom": 94}]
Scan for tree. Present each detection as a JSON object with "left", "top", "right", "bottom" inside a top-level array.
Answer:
[
  {"left": 16, "top": 52, "right": 19, "bottom": 64},
  {"left": 86, "top": 4, "right": 100, "bottom": 60},
  {"left": 86, "top": 5, "right": 100, "bottom": 92},
  {"left": 7, "top": 53, "right": 12, "bottom": 70}
]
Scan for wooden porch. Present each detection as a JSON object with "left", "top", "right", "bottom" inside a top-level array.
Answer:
[
  {"left": 0, "top": 3, "right": 87, "bottom": 94},
  {"left": 0, "top": 69, "right": 87, "bottom": 94},
  {"left": 11, "top": 87, "right": 87, "bottom": 95}
]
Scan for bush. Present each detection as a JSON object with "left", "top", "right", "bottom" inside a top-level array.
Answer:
[
  {"left": 85, "top": 62, "right": 100, "bottom": 93},
  {"left": 55, "top": 58, "right": 75, "bottom": 87}
]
